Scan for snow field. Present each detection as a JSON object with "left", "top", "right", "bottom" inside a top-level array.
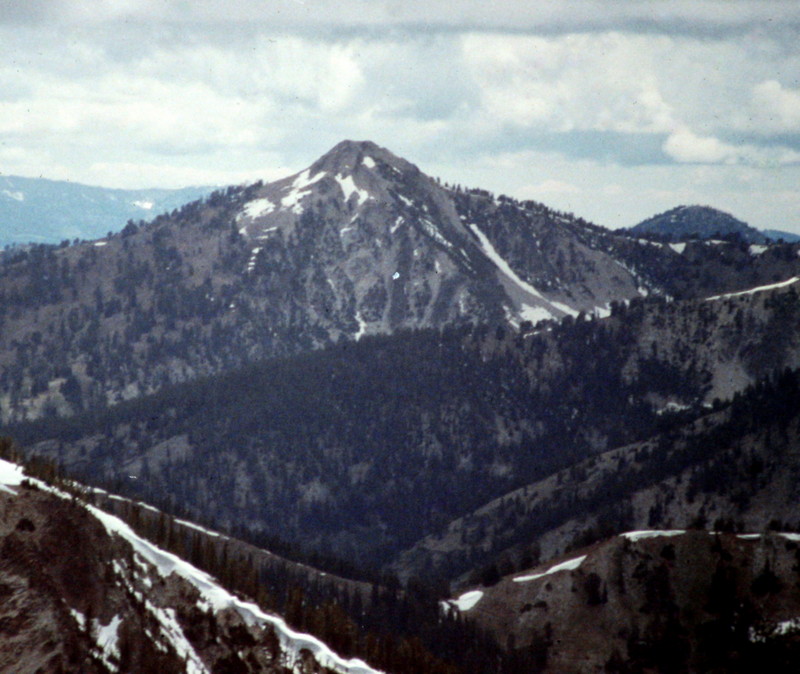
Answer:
[
  {"left": 513, "top": 555, "right": 587, "bottom": 583},
  {"left": 336, "top": 174, "right": 370, "bottom": 207},
  {"left": 705, "top": 276, "right": 799, "bottom": 301},
  {"left": 621, "top": 530, "right": 686, "bottom": 541},
  {"left": 469, "top": 223, "right": 578, "bottom": 320}
]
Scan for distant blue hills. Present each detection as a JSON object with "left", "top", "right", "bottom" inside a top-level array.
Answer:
[
  {"left": 628, "top": 204, "right": 800, "bottom": 244},
  {"left": 0, "top": 174, "right": 214, "bottom": 247},
  {"left": 4, "top": 175, "right": 798, "bottom": 251}
]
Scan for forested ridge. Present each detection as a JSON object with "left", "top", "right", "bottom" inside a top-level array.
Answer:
[
  {"left": 6, "top": 361, "right": 800, "bottom": 671},
  {"left": 10, "top": 278, "right": 800, "bottom": 581},
  {"left": 404, "top": 365, "right": 800, "bottom": 585},
  {"left": 6, "top": 316, "right": 679, "bottom": 568}
]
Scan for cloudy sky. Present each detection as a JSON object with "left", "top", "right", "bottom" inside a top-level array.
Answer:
[{"left": 1, "top": 1, "right": 799, "bottom": 232}]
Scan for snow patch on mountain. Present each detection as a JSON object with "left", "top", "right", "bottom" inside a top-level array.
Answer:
[
  {"left": 257, "top": 226, "right": 279, "bottom": 240},
  {"left": 70, "top": 608, "right": 87, "bottom": 630},
  {"left": 1, "top": 189, "right": 24, "bottom": 202},
  {"left": 146, "top": 603, "right": 207, "bottom": 673},
  {"left": 621, "top": 530, "right": 686, "bottom": 541},
  {"left": 420, "top": 218, "right": 453, "bottom": 248},
  {"left": 513, "top": 555, "right": 587, "bottom": 583},
  {"left": 469, "top": 223, "right": 578, "bottom": 320},
  {"left": 592, "top": 303, "right": 612, "bottom": 319},
  {"left": 239, "top": 197, "right": 275, "bottom": 221},
  {"left": 246, "top": 247, "right": 262, "bottom": 273},
  {"left": 468, "top": 224, "right": 543, "bottom": 298},
  {"left": 705, "top": 276, "right": 800, "bottom": 301},
  {"left": 520, "top": 304, "right": 554, "bottom": 324},
  {"left": 354, "top": 311, "right": 368, "bottom": 341},
  {"left": 93, "top": 615, "right": 123, "bottom": 672},
  {"left": 362, "top": 156, "right": 376, "bottom": 169},
  {"left": 774, "top": 618, "right": 800, "bottom": 636},
  {"left": 132, "top": 200, "right": 154, "bottom": 210},
  {"left": 336, "top": 174, "right": 369, "bottom": 207},
  {"left": 281, "top": 169, "right": 327, "bottom": 213},
  {"left": 0, "top": 459, "right": 23, "bottom": 492},
  {"left": 451, "top": 590, "right": 484, "bottom": 611}
]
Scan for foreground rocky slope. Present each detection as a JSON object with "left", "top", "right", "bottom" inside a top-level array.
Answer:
[
  {"left": 448, "top": 530, "right": 800, "bottom": 672},
  {"left": 0, "top": 457, "right": 377, "bottom": 674}
]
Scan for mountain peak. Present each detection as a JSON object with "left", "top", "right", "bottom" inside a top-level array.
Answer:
[
  {"left": 630, "top": 204, "right": 769, "bottom": 244},
  {"left": 310, "top": 139, "right": 415, "bottom": 177},
  {"left": 328, "top": 138, "right": 384, "bottom": 155}
]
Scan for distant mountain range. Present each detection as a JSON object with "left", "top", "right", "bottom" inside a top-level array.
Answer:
[
  {"left": 764, "top": 228, "right": 800, "bottom": 243},
  {"left": 4, "top": 140, "right": 800, "bottom": 672},
  {"left": 5, "top": 168, "right": 798, "bottom": 252},
  {"left": 628, "top": 204, "right": 800, "bottom": 244},
  {"left": 2, "top": 141, "right": 799, "bottom": 425},
  {"left": 0, "top": 174, "right": 213, "bottom": 246}
]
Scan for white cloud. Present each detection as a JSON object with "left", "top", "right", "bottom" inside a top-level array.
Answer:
[
  {"left": 0, "top": 3, "right": 798, "bottom": 233},
  {"left": 524, "top": 179, "right": 581, "bottom": 194},
  {"left": 461, "top": 32, "right": 679, "bottom": 135},
  {"left": 663, "top": 127, "right": 800, "bottom": 166},
  {"left": 750, "top": 80, "right": 800, "bottom": 133},
  {"left": 662, "top": 128, "right": 740, "bottom": 164},
  {"left": 8, "top": 1, "right": 800, "bottom": 34}
]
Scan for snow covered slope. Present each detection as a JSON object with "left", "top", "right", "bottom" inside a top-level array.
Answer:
[{"left": 0, "top": 458, "right": 381, "bottom": 674}]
